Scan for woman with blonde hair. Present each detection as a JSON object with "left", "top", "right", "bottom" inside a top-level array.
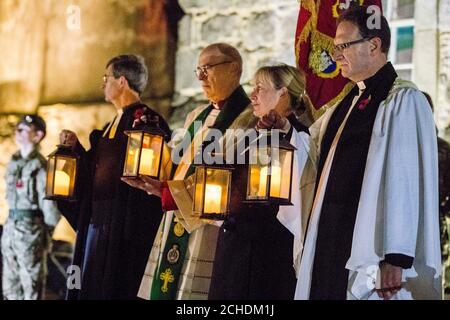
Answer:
[
  {"left": 251, "top": 63, "right": 315, "bottom": 133},
  {"left": 208, "top": 64, "right": 315, "bottom": 300}
]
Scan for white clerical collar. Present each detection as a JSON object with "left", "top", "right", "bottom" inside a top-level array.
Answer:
[{"left": 357, "top": 81, "right": 366, "bottom": 91}]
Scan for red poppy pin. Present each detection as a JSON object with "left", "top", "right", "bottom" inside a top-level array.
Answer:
[
  {"left": 133, "top": 108, "right": 145, "bottom": 120},
  {"left": 358, "top": 95, "right": 371, "bottom": 111}
]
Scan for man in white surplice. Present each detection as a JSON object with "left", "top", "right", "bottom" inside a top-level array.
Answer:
[{"left": 271, "top": 6, "right": 442, "bottom": 300}]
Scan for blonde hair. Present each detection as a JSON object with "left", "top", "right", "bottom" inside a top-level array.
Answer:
[{"left": 254, "top": 64, "right": 314, "bottom": 125}]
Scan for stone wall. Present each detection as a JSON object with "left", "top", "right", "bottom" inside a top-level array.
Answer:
[
  {"left": 0, "top": 0, "right": 183, "bottom": 240},
  {"left": 438, "top": 0, "right": 450, "bottom": 140},
  {"left": 413, "top": 0, "right": 439, "bottom": 113},
  {"left": 0, "top": 0, "right": 48, "bottom": 114},
  {"left": 170, "top": 0, "right": 300, "bottom": 128},
  {"left": 0, "top": 0, "right": 180, "bottom": 116}
]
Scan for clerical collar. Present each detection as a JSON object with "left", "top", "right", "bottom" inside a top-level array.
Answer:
[
  {"left": 360, "top": 62, "right": 393, "bottom": 90},
  {"left": 356, "top": 81, "right": 366, "bottom": 92}
]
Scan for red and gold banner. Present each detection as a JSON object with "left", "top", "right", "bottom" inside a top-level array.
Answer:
[{"left": 295, "top": 0, "right": 382, "bottom": 112}]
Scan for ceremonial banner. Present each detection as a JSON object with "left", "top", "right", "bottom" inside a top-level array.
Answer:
[{"left": 295, "top": 0, "right": 383, "bottom": 112}]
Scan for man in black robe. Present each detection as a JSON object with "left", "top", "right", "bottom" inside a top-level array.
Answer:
[
  {"left": 303, "top": 8, "right": 408, "bottom": 300},
  {"left": 58, "top": 54, "right": 171, "bottom": 299},
  {"left": 261, "top": 6, "right": 440, "bottom": 300}
]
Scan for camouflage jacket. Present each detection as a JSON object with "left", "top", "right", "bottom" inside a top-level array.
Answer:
[{"left": 5, "top": 148, "right": 60, "bottom": 227}]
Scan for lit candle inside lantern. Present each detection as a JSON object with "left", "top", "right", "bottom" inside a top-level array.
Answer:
[
  {"left": 258, "top": 166, "right": 269, "bottom": 197},
  {"left": 269, "top": 165, "right": 282, "bottom": 197},
  {"left": 54, "top": 170, "right": 70, "bottom": 196},
  {"left": 204, "top": 184, "right": 222, "bottom": 213},
  {"left": 125, "top": 149, "right": 138, "bottom": 175},
  {"left": 139, "top": 149, "right": 154, "bottom": 176}
]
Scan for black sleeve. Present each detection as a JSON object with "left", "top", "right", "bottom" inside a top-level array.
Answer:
[
  {"left": 57, "top": 201, "right": 80, "bottom": 230},
  {"left": 287, "top": 113, "right": 310, "bottom": 135},
  {"left": 158, "top": 116, "right": 172, "bottom": 143},
  {"left": 383, "top": 253, "right": 414, "bottom": 269},
  {"left": 56, "top": 129, "right": 101, "bottom": 230}
]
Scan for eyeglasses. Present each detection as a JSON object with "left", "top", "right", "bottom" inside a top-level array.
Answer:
[
  {"left": 333, "top": 37, "right": 374, "bottom": 54},
  {"left": 15, "top": 127, "right": 31, "bottom": 134},
  {"left": 103, "top": 74, "right": 115, "bottom": 83},
  {"left": 194, "top": 61, "right": 232, "bottom": 78}
]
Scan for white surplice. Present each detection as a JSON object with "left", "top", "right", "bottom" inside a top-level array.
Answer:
[{"left": 279, "top": 78, "right": 442, "bottom": 300}]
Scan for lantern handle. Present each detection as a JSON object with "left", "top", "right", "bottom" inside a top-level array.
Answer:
[
  {"left": 148, "top": 115, "right": 171, "bottom": 141},
  {"left": 131, "top": 114, "right": 170, "bottom": 140},
  {"left": 194, "top": 133, "right": 221, "bottom": 164},
  {"left": 147, "top": 115, "right": 160, "bottom": 127},
  {"left": 133, "top": 113, "right": 159, "bottom": 129}
]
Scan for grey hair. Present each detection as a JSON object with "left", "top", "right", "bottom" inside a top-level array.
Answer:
[
  {"left": 106, "top": 54, "right": 149, "bottom": 95},
  {"left": 202, "top": 43, "right": 243, "bottom": 78}
]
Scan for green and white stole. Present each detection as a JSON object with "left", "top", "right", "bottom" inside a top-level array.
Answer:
[{"left": 151, "top": 88, "right": 250, "bottom": 299}]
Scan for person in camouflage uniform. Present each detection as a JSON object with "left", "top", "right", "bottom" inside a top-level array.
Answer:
[{"left": 1, "top": 115, "right": 60, "bottom": 300}]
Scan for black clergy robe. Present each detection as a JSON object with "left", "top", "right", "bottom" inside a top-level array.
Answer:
[
  {"left": 309, "top": 63, "right": 413, "bottom": 300},
  {"left": 58, "top": 102, "right": 171, "bottom": 300},
  {"left": 209, "top": 171, "right": 296, "bottom": 299}
]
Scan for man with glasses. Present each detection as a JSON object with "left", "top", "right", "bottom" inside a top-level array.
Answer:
[
  {"left": 131, "top": 43, "right": 256, "bottom": 300},
  {"left": 2, "top": 115, "right": 60, "bottom": 299},
  {"left": 57, "top": 54, "right": 172, "bottom": 299},
  {"left": 263, "top": 5, "right": 441, "bottom": 300}
]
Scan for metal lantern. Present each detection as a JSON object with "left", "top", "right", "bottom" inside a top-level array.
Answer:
[
  {"left": 122, "top": 124, "right": 165, "bottom": 180},
  {"left": 192, "top": 164, "right": 233, "bottom": 220},
  {"left": 45, "top": 145, "right": 79, "bottom": 201},
  {"left": 192, "top": 144, "right": 234, "bottom": 221},
  {"left": 245, "top": 130, "right": 296, "bottom": 205}
]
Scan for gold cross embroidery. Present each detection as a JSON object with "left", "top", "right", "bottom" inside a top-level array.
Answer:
[{"left": 160, "top": 268, "right": 175, "bottom": 293}]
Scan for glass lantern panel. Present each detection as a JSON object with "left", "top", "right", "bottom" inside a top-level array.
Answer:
[
  {"left": 46, "top": 157, "right": 56, "bottom": 196},
  {"left": 246, "top": 146, "right": 270, "bottom": 200},
  {"left": 204, "top": 168, "right": 231, "bottom": 214},
  {"left": 54, "top": 156, "right": 76, "bottom": 197},
  {"left": 138, "top": 134, "right": 163, "bottom": 178},
  {"left": 247, "top": 164, "right": 269, "bottom": 199},
  {"left": 193, "top": 167, "right": 205, "bottom": 216},
  {"left": 123, "top": 132, "right": 143, "bottom": 176},
  {"left": 268, "top": 163, "right": 282, "bottom": 198},
  {"left": 271, "top": 148, "right": 293, "bottom": 200}
]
